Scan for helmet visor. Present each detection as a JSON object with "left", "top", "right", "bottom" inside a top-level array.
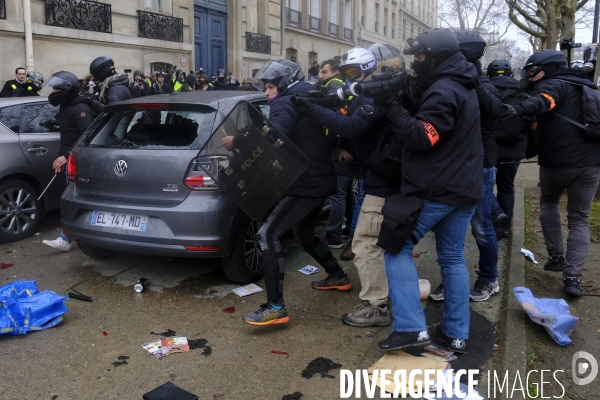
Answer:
[
  {"left": 525, "top": 65, "right": 543, "bottom": 77},
  {"left": 404, "top": 39, "right": 421, "bottom": 55},
  {"left": 340, "top": 65, "right": 360, "bottom": 80},
  {"left": 252, "top": 61, "right": 293, "bottom": 90},
  {"left": 46, "top": 75, "right": 75, "bottom": 90}
]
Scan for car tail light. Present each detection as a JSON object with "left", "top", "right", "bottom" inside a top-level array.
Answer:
[
  {"left": 184, "top": 246, "right": 220, "bottom": 252},
  {"left": 184, "top": 156, "right": 222, "bottom": 190},
  {"left": 67, "top": 152, "right": 77, "bottom": 182}
]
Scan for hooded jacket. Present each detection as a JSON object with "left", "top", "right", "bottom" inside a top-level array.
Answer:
[
  {"left": 56, "top": 94, "right": 104, "bottom": 158},
  {"left": 386, "top": 52, "right": 483, "bottom": 205},
  {"left": 513, "top": 68, "right": 600, "bottom": 168},
  {"left": 475, "top": 74, "right": 503, "bottom": 167},
  {"left": 100, "top": 74, "right": 132, "bottom": 105}
]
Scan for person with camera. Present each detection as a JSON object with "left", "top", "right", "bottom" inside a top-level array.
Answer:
[
  {"left": 89, "top": 56, "right": 132, "bottom": 105},
  {"left": 487, "top": 60, "right": 531, "bottom": 240},
  {"left": 222, "top": 60, "right": 349, "bottom": 326},
  {"left": 0, "top": 68, "right": 44, "bottom": 97},
  {"left": 294, "top": 45, "right": 406, "bottom": 328},
  {"left": 129, "top": 70, "right": 151, "bottom": 98},
  {"left": 152, "top": 71, "right": 174, "bottom": 94},
  {"left": 500, "top": 49, "right": 600, "bottom": 297},
  {"left": 379, "top": 28, "right": 482, "bottom": 352}
]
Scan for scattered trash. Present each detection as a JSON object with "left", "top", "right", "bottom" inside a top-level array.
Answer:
[
  {"left": 0, "top": 263, "right": 14, "bottom": 270},
  {"left": 222, "top": 307, "right": 235, "bottom": 313},
  {"left": 134, "top": 278, "right": 148, "bottom": 293},
  {"left": 424, "top": 344, "right": 457, "bottom": 362},
  {"left": 102, "top": 331, "right": 108, "bottom": 336},
  {"left": 301, "top": 357, "right": 342, "bottom": 379},
  {"left": 424, "top": 369, "right": 483, "bottom": 399},
  {"left": 201, "top": 346, "right": 212, "bottom": 356},
  {"left": 67, "top": 291, "right": 92, "bottom": 302},
  {"left": 271, "top": 350, "right": 289, "bottom": 357},
  {"left": 111, "top": 355, "right": 129, "bottom": 367},
  {"left": 232, "top": 283, "right": 263, "bottom": 297},
  {"left": 34, "top": 232, "right": 41, "bottom": 236},
  {"left": 143, "top": 381, "right": 198, "bottom": 400},
  {"left": 188, "top": 338, "right": 208, "bottom": 350},
  {"left": 412, "top": 253, "right": 420, "bottom": 258},
  {"left": 514, "top": 287, "right": 579, "bottom": 346},
  {"left": 0, "top": 280, "right": 68, "bottom": 335},
  {"left": 282, "top": 392, "right": 303, "bottom": 400},
  {"left": 142, "top": 337, "right": 189, "bottom": 359},
  {"left": 419, "top": 279, "right": 431, "bottom": 300},
  {"left": 521, "top": 248, "right": 538, "bottom": 264},
  {"left": 298, "top": 265, "right": 320, "bottom": 275},
  {"left": 150, "top": 329, "right": 176, "bottom": 337}
]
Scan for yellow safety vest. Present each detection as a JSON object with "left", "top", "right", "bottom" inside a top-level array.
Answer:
[
  {"left": 324, "top": 77, "right": 351, "bottom": 135},
  {"left": 173, "top": 81, "right": 182, "bottom": 92}
]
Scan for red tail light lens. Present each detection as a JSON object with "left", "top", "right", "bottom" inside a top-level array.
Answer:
[
  {"left": 184, "top": 246, "right": 220, "bottom": 252},
  {"left": 67, "top": 152, "right": 77, "bottom": 182},
  {"left": 131, "top": 104, "right": 169, "bottom": 110},
  {"left": 184, "top": 157, "right": 218, "bottom": 190}
]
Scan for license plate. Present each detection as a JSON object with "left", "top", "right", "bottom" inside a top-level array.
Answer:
[{"left": 91, "top": 211, "right": 148, "bottom": 231}]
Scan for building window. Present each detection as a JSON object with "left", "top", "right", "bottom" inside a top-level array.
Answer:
[
  {"left": 392, "top": 12, "right": 396, "bottom": 38},
  {"left": 329, "top": 0, "right": 337, "bottom": 23},
  {"left": 344, "top": 0, "right": 351, "bottom": 28},
  {"left": 375, "top": 3, "right": 379, "bottom": 32},
  {"left": 146, "top": 0, "right": 160, "bottom": 11}
]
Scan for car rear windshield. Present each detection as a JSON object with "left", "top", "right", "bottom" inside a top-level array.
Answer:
[{"left": 81, "top": 107, "right": 216, "bottom": 150}]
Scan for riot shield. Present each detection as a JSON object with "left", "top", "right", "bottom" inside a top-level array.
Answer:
[{"left": 197, "top": 101, "right": 309, "bottom": 220}]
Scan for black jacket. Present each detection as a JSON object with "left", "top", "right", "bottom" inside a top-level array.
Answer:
[
  {"left": 515, "top": 69, "right": 600, "bottom": 168},
  {"left": 476, "top": 74, "right": 503, "bottom": 167},
  {"left": 129, "top": 81, "right": 151, "bottom": 98},
  {"left": 0, "top": 80, "right": 39, "bottom": 97},
  {"left": 386, "top": 52, "right": 483, "bottom": 205},
  {"left": 56, "top": 95, "right": 101, "bottom": 158},
  {"left": 267, "top": 81, "right": 336, "bottom": 198},
  {"left": 153, "top": 81, "right": 174, "bottom": 95},
  {"left": 102, "top": 75, "right": 132, "bottom": 105},
  {"left": 489, "top": 75, "right": 529, "bottom": 160}
]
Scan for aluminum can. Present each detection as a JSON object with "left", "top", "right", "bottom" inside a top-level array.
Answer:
[{"left": 134, "top": 278, "right": 148, "bottom": 293}]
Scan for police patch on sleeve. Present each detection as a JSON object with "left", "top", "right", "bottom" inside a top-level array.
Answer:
[{"left": 360, "top": 104, "right": 375, "bottom": 116}]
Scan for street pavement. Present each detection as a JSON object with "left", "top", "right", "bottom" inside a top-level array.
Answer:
[{"left": 0, "top": 174, "right": 534, "bottom": 399}]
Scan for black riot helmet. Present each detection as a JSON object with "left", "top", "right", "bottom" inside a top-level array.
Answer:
[
  {"left": 26, "top": 71, "right": 45, "bottom": 91},
  {"left": 252, "top": 59, "right": 305, "bottom": 92},
  {"left": 89, "top": 56, "right": 116, "bottom": 82},
  {"left": 523, "top": 49, "right": 567, "bottom": 77},
  {"left": 455, "top": 30, "right": 487, "bottom": 62},
  {"left": 404, "top": 28, "right": 460, "bottom": 58},
  {"left": 487, "top": 59, "right": 512, "bottom": 78},
  {"left": 46, "top": 71, "right": 81, "bottom": 106}
]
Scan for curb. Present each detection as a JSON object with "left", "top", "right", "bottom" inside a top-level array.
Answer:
[{"left": 495, "top": 186, "right": 528, "bottom": 399}]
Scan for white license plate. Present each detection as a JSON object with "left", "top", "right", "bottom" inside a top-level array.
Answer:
[{"left": 91, "top": 211, "right": 148, "bottom": 231}]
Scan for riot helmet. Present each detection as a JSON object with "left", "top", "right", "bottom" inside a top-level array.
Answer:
[
  {"left": 523, "top": 49, "right": 567, "bottom": 77},
  {"left": 455, "top": 30, "right": 487, "bottom": 62},
  {"left": 338, "top": 48, "right": 378, "bottom": 82},
  {"left": 46, "top": 71, "right": 80, "bottom": 106},
  {"left": 133, "top": 70, "right": 144, "bottom": 80},
  {"left": 404, "top": 28, "right": 460, "bottom": 58},
  {"left": 26, "top": 71, "right": 44, "bottom": 91},
  {"left": 90, "top": 56, "right": 116, "bottom": 82},
  {"left": 368, "top": 43, "right": 406, "bottom": 75},
  {"left": 487, "top": 59, "right": 512, "bottom": 78},
  {"left": 185, "top": 74, "right": 197, "bottom": 87},
  {"left": 252, "top": 59, "right": 304, "bottom": 92}
]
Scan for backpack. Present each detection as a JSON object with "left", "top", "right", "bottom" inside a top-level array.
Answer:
[
  {"left": 493, "top": 87, "right": 530, "bottom": 143},
  {"left": 552, "top": 80, "right": 600, "bottom": 138},
  {"left": 366, "top": 123, "right": 403, "bottom": 181}
]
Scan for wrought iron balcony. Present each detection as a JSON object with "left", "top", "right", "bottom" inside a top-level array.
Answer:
[
  {"left": 344, "top": 27, "right": 353, "bottom": 41},
  {"left": 309, "top": 16, "right": 320, "bottom": 32},
  {"left": 286, "top": 8, "right": 301, "bottom": 27},
  {"left": 138, "top": 10, "right": 183, "bottom": 43},
  {"left": 328, "top": 22, "right": 338, "bottom": 38},
  {"left": 0, "top": 0, "right": 6, "bottom": 20},
  {"left": 246, "top": 32, "right": 271, "bottom": 54},
  {"left": 45, "top": 0, "right": 112, "bottom": 33}
]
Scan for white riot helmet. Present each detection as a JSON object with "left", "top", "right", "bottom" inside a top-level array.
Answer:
[{"left": 338, "top": 48, "right": 378, "bottom": 82}]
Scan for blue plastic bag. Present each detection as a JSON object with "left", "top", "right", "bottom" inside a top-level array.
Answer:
[
  {"left": 0, "top": 281, "right": 68, "bottom": 335},
  {"left": 513, "top": 287, "right": 579, "bottom": 346}
]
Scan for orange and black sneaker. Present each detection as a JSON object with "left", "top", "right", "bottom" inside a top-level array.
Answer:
[
  {"left": 311, "top": 273, "right": 352, "bottom": 291},
  {"left": 243, "top": 303, "right": 290, "bottom": 326}
]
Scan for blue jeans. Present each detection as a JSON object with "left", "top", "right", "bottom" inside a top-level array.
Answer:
[
  {"left": 471, "top": 167, "right": 498, "bottom": 283},
  {"left": 350, "top": 179, "right": 365, "bottom": 237},
  {"left": 385, "top": 200, "right": 476, "bottom": 339},
  {"left": 327, "top": 176, "right": 356, "bottom": 241}
]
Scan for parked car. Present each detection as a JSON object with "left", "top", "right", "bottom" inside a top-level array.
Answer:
[
  {"left": 0, "top": 97, "right": 66, "bottom": 243},
  {"left": 60, "top": 91, "right": 274, "bottom": 284}
]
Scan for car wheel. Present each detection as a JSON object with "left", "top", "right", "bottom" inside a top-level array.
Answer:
[
  {"left": 77, "top": 242, "right": 118, "bottom": 260},
  {"left": 221, "top": 215, "right": 264, "bottom": 284},
  {"left": 0, "top": 180, "right": 41, "bottom": 243}
]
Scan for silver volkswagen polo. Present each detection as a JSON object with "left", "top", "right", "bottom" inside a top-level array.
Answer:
[{"left": 60, "top": 91, "right": 269, "bottom": 283}]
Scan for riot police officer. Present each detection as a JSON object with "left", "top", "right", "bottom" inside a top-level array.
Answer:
[{"left": 89, "top": 56, "right": 132, "bottom": 105}]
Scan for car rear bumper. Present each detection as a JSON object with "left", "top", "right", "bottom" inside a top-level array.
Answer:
[{"left": 60, "top": 184, "right": 241, "bottom": 258}]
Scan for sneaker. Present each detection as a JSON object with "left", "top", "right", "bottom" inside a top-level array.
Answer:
[
  {"left": 42, "top": 237, "right": 72, "bottom": 252},
  {"left": 429, "top": 283, "right": 444, "bottom": 301},
  {"left": 544, "top": 254, "right": 565, "bottom": 272},
  {"left": 378, "top": 330, "right": 431, "bottom": 351},
  {"left": 324, "top": 233, "right": 344, "bottom": 249},
  {"left": 342, "top": 301, "right": 391, "bottom": 327},
  {"left": 340, "top": 239, "right": 355, "bottom": 261},
  {"left": 469, "top": 280, "right": 500, "bottom": 302},
  {"left": 341, "top": 226, "right": 351, "bottom": 239},
  {"left": 242, "top": 303, "right": 290, "bottom": 326},
  {"left": 493, "top": 213, "right": 511, "bottom": 240},
  {"left": 563, "top": 275, "right": 582, "bottom": 297},
  {"left": 436, "top": 326, "right": 467, "bottom": 354},
  {"left": 311, "top": 272, "right": 352, "bottom": 290}
]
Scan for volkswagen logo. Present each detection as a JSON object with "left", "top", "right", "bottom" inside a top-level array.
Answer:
[{"left": 114, "top": 160, "right": 128, "bottom": 177}]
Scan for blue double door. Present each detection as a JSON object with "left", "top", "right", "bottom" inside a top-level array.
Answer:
[{"left": 194, "top": 4, "right": 227, "bottom": 76}]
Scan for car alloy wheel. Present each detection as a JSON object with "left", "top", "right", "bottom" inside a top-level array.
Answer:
[
  {"left": 244, "top": 218, "right": 263, "bottom": 273},
  {"left": 0, "top": 186, "right": 38, "bottom": 236}
]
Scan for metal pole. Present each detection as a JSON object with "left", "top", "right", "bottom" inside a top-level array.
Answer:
[
  {"left": 593, "top": 0, "right": 600, "bottom": 43},
  {"left": 23, "top": 0, "right": 34, "bottom": 72},
  {"left": 280, "top": 0, "right": 286, "bottom": 58}
]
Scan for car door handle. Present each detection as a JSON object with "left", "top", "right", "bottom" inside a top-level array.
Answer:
[{"left": 28, "top": 146, "right": 48, "bottom": 155}]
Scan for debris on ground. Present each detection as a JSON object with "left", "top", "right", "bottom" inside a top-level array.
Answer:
[
  {"left": 150, "top": 329, "right": 176, "bottom": 337},
  {"left": 231, "top": 283, "right": 263, "bottom": 297},
  {"left": 188, "top": 338, "right": 212, "bottom": 356},
  {"left": 67, "top": 291, "right": 92, "bottom": 302},
  {"left": 514, "top": 287, "right": 578, "bottom": 346},
  {"left": 143, "top": 381, "right": 198, "bottom": 400},
  {"left": 222, "top": 307, "right": 235, "bottom": 313},
  {"left": 0, "top": 263, "right": 14, "bottom": 270},
  {"left": 301, "top": 357, "right": 342, "bottom": 379},
  {"left": 142, "top": 337, "right": 190, "bottom": 359},
  {"left": 111, "top": 356, "right": 129, "bottom": 367},
  {"left": 521, "top": 248, "right": 538, "bottom": 264},
  {"left": 271, "top": 350, "right": 289, "bottom": 357},
  {"left": 298, "top": 265, "right": 319, "bottom": 275},
  {"left": 281, "top": 392, "right": 303, "bottom": 400},
  {"left": 102, "top": 331, "right": 108, "bottom": 336}
]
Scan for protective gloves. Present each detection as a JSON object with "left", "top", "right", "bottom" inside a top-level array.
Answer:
[
  {"left": 292, "top": 97, "right": 315, "bottom": 117},
  {"left": 499, "top": 104, "right": 523, "bottom": 121}
]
